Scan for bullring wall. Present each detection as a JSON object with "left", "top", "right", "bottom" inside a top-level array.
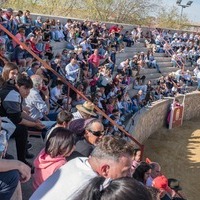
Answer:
[{"left": 126, "top": 91, "right": 200, "bottom": 144}]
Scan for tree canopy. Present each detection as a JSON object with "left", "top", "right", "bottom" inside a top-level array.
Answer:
[{"left": 1, "top": 0, "right": 191, "bottom": 29}]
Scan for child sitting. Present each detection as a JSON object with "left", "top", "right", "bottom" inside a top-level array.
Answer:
[
  {"left": 33, "top": 127, "right": 75, "bottom": 190},
  {"left": 131, "top": 148, "right": 141, "bottom": 175}
]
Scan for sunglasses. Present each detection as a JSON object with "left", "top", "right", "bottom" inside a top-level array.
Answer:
[{"left": 89, "top": 130, "right": 104, "bottom": 137}]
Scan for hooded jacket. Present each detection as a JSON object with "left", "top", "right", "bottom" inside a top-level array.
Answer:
[{"left": 33, "top": 149, "right": 66, "bottom": 190}]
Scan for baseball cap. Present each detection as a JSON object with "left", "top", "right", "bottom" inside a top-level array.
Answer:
[
  {"left": 7, "top": 8, "right": 13, "bottom": 12},
  {"left": 152, "top": 175, "right": 173, "bottom": 194},
  {"left": 168, "top": 178, "right": 182, "bottom": 191}
]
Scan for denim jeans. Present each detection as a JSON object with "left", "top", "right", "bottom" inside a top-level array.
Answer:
[
  {"left": 91, "top": 65, "right": 99, "bottom": 76},
  {"left": 0, "top": 170, "right": 19, "bottom": 200},
  {"left": 151, "top": 60, "right": 161, "bottom": 73}
]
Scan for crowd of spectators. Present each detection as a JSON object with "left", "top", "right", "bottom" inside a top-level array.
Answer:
[
  {"left": 0, "top": 7, "right": 192, "bottom": 199},
  {"left": 143, "top": 28, "right": 200, "bottom": 97}
]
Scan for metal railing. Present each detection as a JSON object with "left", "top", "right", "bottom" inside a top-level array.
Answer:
[
  {"left": 0, "top": 24, "right": 145, "bottom": 158},
  {"left": 151, "top": 29, "right": 185, "bottom": 69}
]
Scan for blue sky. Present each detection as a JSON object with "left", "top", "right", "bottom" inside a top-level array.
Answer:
[{"left": 162, "top": 0, "right": 200, "bottom": 23}]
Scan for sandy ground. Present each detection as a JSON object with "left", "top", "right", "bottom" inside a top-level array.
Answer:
[{"left": 144, "top": 117, "right": 200, "bottom": 200}]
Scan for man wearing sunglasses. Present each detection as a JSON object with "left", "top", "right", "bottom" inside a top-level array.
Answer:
[{"left": 74, "top": 119, "right": 104, "bottom": 157}]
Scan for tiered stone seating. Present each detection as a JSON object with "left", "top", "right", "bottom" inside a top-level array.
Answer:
[
  {"left": 115, "top": 40, "right": 197, "bottom": 97},
  {"left": 50, "top": 40, "right": 68, "bottom": 54},
  {"left": 49, "top": 38, "right": 197, "bottom": 98}
]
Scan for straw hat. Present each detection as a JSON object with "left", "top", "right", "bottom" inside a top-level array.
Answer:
[{"left": 76, "top": 101, "right": 97, "bottom": 117}]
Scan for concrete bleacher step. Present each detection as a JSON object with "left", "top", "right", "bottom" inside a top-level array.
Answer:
[
  {"left": 117, "top": 49, "right": 147, "bottom": 56},
  {"left": 185, "top": 66, "right": 195, "bottom": 70},
  {"left": 139, "top": 70, "right": 162, "bottom": 80},
  {"left": 133, "top": 43, "right": 145, "bottom": 48},
  {"left": 124, "top": 45, "right": 147, "bottom": 51},
  {"left": 51, "top": 40, "right": 68, "bottom": 54},
  {"left": 143, "top": 72, "right": 168, "bottom": 80},
  {"left": 140, "top": 69, "right": 178, "bottom": 79},
  {"left": 156, "top": 57, "right": 171, "bottom": 62},
  {"left": 145, "top": 66, "right": 195, "bottom": 77},
  {"left": 139, "top": 38, "right": 146, "bottom": 43},
  {"left": 128, "top": 88, "right": 140, "bottom": 98},
  {"left": 154, "top": 53, "right": 166, "bottom": 57},
  {"left": 140, "top": 66, "right": 183, "bottom": 75},
  {"left": 116, "top": 52, "right": 135, "bottom": 59},
  {"left": 158, "top": 62, "right": 173, "bottom": 68}
]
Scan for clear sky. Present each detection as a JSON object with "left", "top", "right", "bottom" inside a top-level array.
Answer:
[{"left": 162, "top": 0, "right": 200, "bottom": 23}]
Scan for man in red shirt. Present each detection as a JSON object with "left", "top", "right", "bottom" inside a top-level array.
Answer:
[
  {"left": 109, "top": 24, "right": 120, "bottom": 34},
  {"left": 88, "top": 49, "right": 106, "bottom": 76}
]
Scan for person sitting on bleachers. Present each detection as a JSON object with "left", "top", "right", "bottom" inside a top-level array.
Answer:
[
  {"left": 25, "top": 74, "right": 56, "bottom": 126},
  {"left": 65, "top": 55, "right": 80, "bottom": 84},
  {"left": 33, "top": 127, "right": 75, "bottom": 190},
  {"left": 20, "top": 10, "right": 32, "bottom": 36},
  {"left": 133, "top": 75, "right": 147, "bottom": 94}
]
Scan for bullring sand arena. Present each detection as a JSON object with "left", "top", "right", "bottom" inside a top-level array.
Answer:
[{"left": 144, "top": 117, "right": 200, "bottom": 200}]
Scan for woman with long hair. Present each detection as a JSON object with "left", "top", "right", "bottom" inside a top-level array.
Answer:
[
  {"left": 73, "top": 176, "right": 152, "bottom": 200},
  {"left": 33, "top": 127, "right": 75, "bottom": 190},
  {"left": 0, "top": 62, "right": 19, "bottom": 87},
  {"left": 133, "top": 161, "right": 152, "bottom": 185}
]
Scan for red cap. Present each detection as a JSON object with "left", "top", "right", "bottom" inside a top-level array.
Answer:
[{"left": 153, "top": 175, "right": 173, "bottom": 194}]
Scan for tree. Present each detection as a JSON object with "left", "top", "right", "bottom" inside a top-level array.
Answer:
[
  {"left": 2, "top": 0, "right": 191, "bottom": 30},
  {"left": 81, "top": 0, "right": 160, "bottom": 24},
  {"left": 156, "top": 6, "right": 190, "bottom": 29},
  {"left": 2, "top": 0, "right": 76, "bottom": 16}
]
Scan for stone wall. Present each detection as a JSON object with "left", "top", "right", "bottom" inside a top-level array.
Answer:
[{"left": 126, "top": 91, "right": 200, "bottom": 144}]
